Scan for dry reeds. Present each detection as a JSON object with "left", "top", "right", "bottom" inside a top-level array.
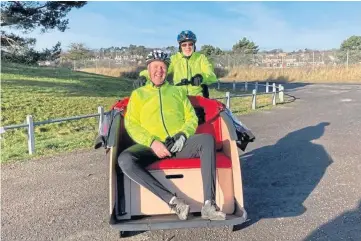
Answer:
[{"left": 80, "top": 64, "right": 361, "bottom": 83}]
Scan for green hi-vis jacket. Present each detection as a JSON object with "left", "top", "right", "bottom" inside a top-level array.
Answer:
[
  {"left": 124, "top": 81, "right": 198, "bottom": 147},
  {"left": 168, "top": 52, "right": 217, "bottom": 96},
  {"left": 139, "top": 69, "right": 150, "bottom": 81},
  {"left": 138, "top": 52, "right": 217, "bottom": 96}
]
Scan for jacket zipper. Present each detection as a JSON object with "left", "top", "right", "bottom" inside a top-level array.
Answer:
[
  {"left": 158, "top": 88, "right": 171, "bottom": 137},
  {"left": 186, "top": 58, "right": 190, "bottom": 94}
]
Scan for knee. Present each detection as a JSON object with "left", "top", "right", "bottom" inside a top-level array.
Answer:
[
  {"left": 198, "top": 134, "right": 216, "bottom": 148},
  {"left": 117, "top": 151, "right": 133, "bottom": 171}
]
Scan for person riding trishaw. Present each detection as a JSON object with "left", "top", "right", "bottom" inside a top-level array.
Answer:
[
  {"left": 135, "top": 30, "right": 255, "bottom": 151},
  {"left": 119, "top": 49, "right": 226, "bottom": 221}
]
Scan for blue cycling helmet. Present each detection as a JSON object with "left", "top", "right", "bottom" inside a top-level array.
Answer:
[{"left": 177, "top": 30, "right": 197, "bottom": 43}]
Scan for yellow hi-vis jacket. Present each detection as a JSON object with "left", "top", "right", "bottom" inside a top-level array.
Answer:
[
  {"left": 124, "top": 81, "right": 198, "bottom": 147},
  {"left": 168, "top": 52, "right": 217, "bottom": 96},
  {"left": 138, "top": 52, "right": 217, "bottom": 96}
]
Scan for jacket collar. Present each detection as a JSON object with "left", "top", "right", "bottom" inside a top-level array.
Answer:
[{"left": 145, "top": 80, "right": 170, "bottom": 89}]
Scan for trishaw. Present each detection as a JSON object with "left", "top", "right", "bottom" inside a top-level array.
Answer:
[{"left": 95, "top": 95, "right": 248, "bottom": 238}]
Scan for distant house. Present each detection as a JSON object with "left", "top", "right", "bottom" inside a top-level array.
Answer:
[{"left": 37, "top": 60, "right": 57, "bottom": 67}]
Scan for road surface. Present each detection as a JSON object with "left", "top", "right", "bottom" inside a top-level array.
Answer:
[{"left": 2, "top": 83, "right": 361, "bottom": 241}]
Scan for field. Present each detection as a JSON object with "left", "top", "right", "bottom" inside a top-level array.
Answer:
[
  {"left": 220, "top": 65, "right": 361, "bottom": 83},
  {"left": 80, "top": 64, "right": 361, "bottom": 83},
  {"left": 1, "top": 62, "right": 276, "bottom": 163}
]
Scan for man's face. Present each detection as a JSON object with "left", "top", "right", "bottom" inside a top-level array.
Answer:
[
  {"left": 148, "top": 60, "right": 167, "bottom": 86},
  {"left": 181, "top": 41, "right": 194, "bottom": 56}
]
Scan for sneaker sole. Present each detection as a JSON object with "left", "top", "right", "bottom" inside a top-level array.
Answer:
[{"left": 201, "top": 214, "right": 226, "bottom": 221}]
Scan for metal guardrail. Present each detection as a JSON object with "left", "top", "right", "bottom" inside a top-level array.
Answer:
[
  {"left": 1, "top": 107, "right": 108, "bottom": 155},
  {"left": 0, "top": 81, "right": 285, "bottom": 155},
  {"left": 213, "top": 81, "right": 285, "bottom": 110}
]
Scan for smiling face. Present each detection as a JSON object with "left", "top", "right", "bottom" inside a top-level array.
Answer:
[
  {"left": 180, "top": 41, "right": 194, "bottom": 57},
  {"left": 147, "top": 60, "right": 167, "bottom": 86}
]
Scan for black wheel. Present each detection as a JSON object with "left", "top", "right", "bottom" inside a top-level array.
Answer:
[
  {"left": 119, "top": 231, "right": 131, "bottom": 238},
  {"left": 119, "top": 231, "right": 144, "bottom": 238}
]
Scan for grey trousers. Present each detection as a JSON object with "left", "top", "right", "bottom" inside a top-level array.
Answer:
[{"left": 117, "top": 134, "right": 216, "bottom": 203}]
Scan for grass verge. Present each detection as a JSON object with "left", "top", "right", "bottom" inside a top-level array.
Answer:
[{"left": 1, "top": 62, "right": 281, "bottom": 163}]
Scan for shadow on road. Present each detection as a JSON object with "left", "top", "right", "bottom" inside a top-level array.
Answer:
[
  {"left": 304, "top": 199, "right": 361, "bottom": 241},
  {"left": 234, "top": 122, "right": 333, "bottom": 231}
]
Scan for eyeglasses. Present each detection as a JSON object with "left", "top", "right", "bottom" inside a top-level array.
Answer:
[{"left": 181, "top": 42, "right": 194, "bottom": 47}]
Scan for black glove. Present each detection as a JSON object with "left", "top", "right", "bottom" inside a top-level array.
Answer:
[
  {"left": 165, "top": 136, "right": 175, "bottom": 152},
  {"left": 191, "top": 74, "right": 203, "bottom": 86},
  {"left": 176, "top": 78, "right": 190, "bottom": 86},
  {"left": 164, "top": 132, "right": 187, "bottom": 154},
  {"left": 133, "top": 76, "right": 147, "bottom": 89},
  {"left": 170, "top": 132, "right": 187, "bottom": 153}
]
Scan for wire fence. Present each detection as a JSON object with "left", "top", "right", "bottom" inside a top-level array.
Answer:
[
  {"left": 59, "top": 50, "right": 361, "bottom": 70},
  {"left": 1, "top": 81, "right": 285, "bottom": 156}
]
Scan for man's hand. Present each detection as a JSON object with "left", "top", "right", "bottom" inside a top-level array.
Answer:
[
  {"left": 165, "top": 136, "right": 175, "bottom": 152},
  {"left": 176, "top": 78, "right": 190, "bottom": 86},
  {"left": 151, "top": 140, "right": 172, "bottom": 158},
  {"left": 170, "top": 132, "right": 187, "bottom": 153},
  {"left": 191, "top": 74, "right": 203, "bottom": 86},
  {"left": 133, "top": 76, "right": 147, "bottom": 89}
]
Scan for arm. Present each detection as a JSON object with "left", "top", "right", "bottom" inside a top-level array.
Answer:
[
  {"left": 179, "top": 91, "right": 198, "bottom": 138},
  {"left": 124, "top": 91, "right": 156, "bottom": 147},
  {"left": 166, "top": 55, "right": 175, "bottom": 83},
  {"left": 139, "top": 69, "right": 150, "bottom": 82},
  {"left": 200, "top": 54, "right": 217, "bottom": 85}
]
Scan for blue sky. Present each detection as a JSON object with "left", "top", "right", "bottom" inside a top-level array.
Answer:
[{"left": 12, "top": 1, "right": 361, "bottom": 52}]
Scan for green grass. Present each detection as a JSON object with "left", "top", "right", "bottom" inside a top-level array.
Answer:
[{"left": 1, "top": 62, "right": 281, "bottom": 163}]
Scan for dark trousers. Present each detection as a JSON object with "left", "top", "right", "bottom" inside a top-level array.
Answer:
[{"left": 117, "top": 134, "right": 216, "bottom": 203}]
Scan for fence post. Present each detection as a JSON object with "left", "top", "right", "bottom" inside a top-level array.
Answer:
[
  {"left": 279, "top": 84, "right": 284, "bottom": 103},
  {"left": 245, "top": 81, "right": 248, "bottom": 92},
  {"left": 272, "top": 86, "right": 277, "bottom": 105},
  {"left": 255, "top": 82, "right": 258, "bottom": 91},
  {"left": 266, "top": 82, "right": 269, "bottom": 93},
  {"left": 272, "top": 83, "right": 276, "bottom": 92},
  {"left": 26, "top": 115, "right": 35, "bottom": 155},
  {"left": 217, "top": 79, "right": 220, "bottom": 90},
  {"left": 226, "top": 92, "right": 230, "bottom": 109},
  {"left": 98, "top": 106, "right": 104, "bottom": 131},
  {"left": 233, "top": 80, "right": 236, "bottom": 91},
  {"left": 252, "top": 89, "right": 257, "bottom": 110}
]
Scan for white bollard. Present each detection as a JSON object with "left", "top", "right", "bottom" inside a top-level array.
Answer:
[
  {"left": 272, "top": 86, "right": 277, "bottom": 105},
  {"left": 272, "top": 83, "right": 276, "bottom": 92},
  {"left": 233, "top": 80, "right": 236, "bottom": 91},
  {"left": 98, "top": 106, "right": 104, "bottom": 131},
  {"left": 226, "top": 92, "right": 230, "bottom": 109},
  {"left": 279, "top": 85, "right": 284, "bottom": 103},
  {"left": 252, "top": 89, "right": 257, "bottom": 110},
  {"left": 245, "top": 81, "right": 248, "bottom": 92},
  {"left": 26, "top": 115, "right": 35, "bottom": 155},
  {"left": 266, "top": 82, "right": 269, "bottom": 93}
]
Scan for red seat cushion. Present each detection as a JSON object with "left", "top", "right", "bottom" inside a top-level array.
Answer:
[{"left": 146, "top": 152, "right": 232, "bottom": 170}]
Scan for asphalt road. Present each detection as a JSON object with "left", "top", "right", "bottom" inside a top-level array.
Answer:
[{"left": 2, "top": 83, "right": 361, "bottom": 241}]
